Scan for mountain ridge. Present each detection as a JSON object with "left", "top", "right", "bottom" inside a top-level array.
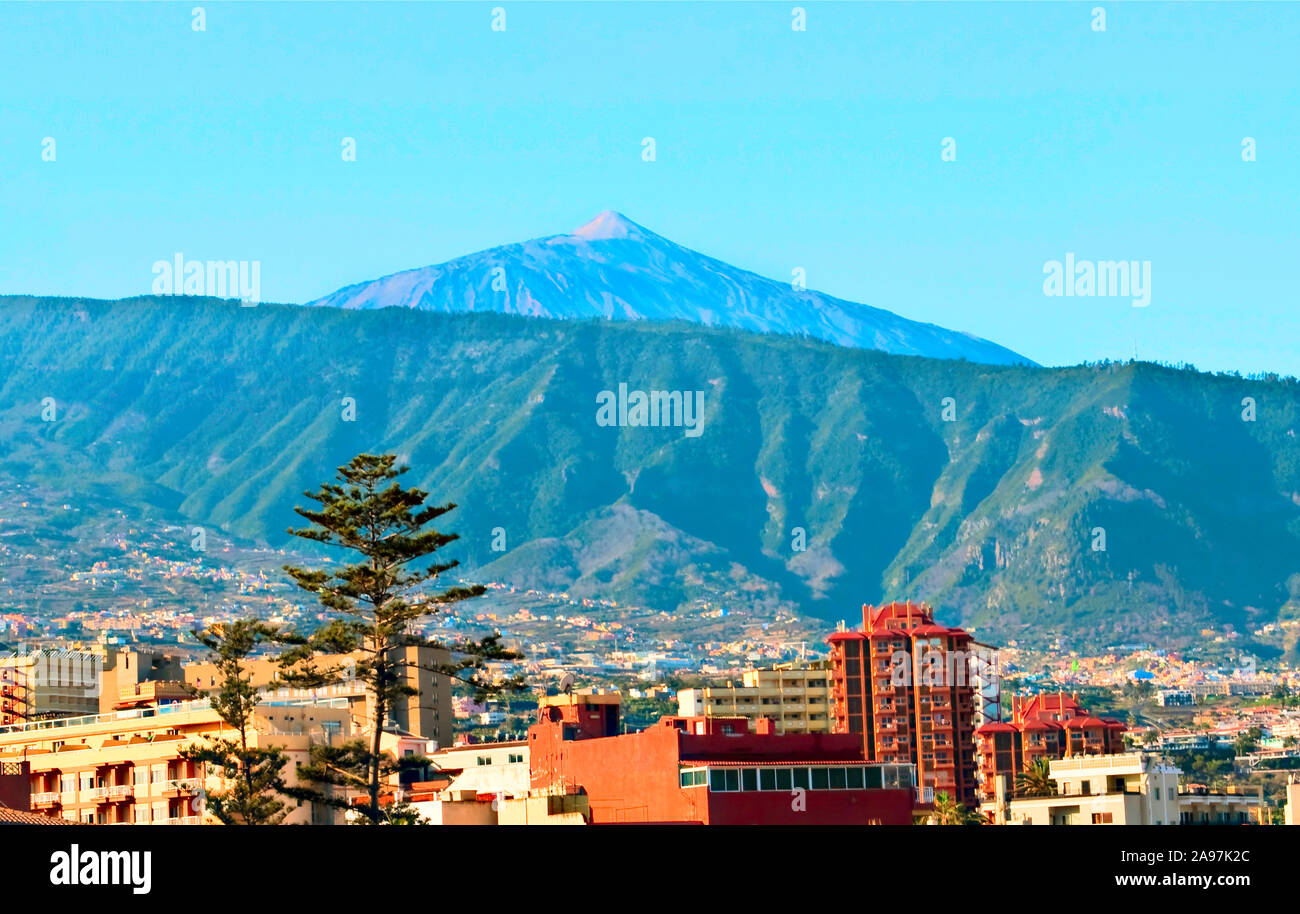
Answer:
[{"left": 3, "top": 295, "right": 1298, "bottom": 652}]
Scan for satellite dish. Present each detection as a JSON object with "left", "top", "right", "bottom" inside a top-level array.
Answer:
[{"left": 559, "top": 672, "right": 576, "bottom": 695}]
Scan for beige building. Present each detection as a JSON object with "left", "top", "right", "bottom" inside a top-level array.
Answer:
[
  {"left": 185, "top": 643, "right": 453, "bottom": 749},
  {"left": 677, "top": 662, "right": 831, "bottom": 734},
  {"left": 0, "top": 695, "right": 352, "bottom": 824},
  {"left": 0, "top": 645, "right": 190, "bottom": 724},
  {"left": 1285, "top": 774, "right": 1300, "bottom": 825},
  {"left": 983, "top": 752, "right": 1264, "bottom": 825}
]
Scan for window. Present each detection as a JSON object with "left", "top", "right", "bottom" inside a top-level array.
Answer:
[
  {"left": 1154, "top": 787, "right": 1160, "bottom": 800},
  {"left": 775, "top": 769, "right": 792, "bottom": 791},
  {"left": 476, "top": 756, "right": 491, "bottom": 766},
  {"left": 679, "top": 768, "right": 707, "bottom": 788},
  {"left": 811, "top": 768, "right": 830, "bottom": 790},
  {"left": 1091, "top": 812, "right": 1113, "bottom": 824},
  {"left": 508, "top": 753, "right": 524, "bottom": 764},
  {"left": 741, "top": 768, "right": 757, "bottom": 792},
  {"left": 759, "top": 769, "right": 777, "bottom": 791},
  {"left": 1081, "top": 780, "right": 1091, "bottom": 795}
]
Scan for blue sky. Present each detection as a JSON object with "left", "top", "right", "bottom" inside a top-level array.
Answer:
[{"left": 1, "top": 1, "right": 1297, "bottom": 375}]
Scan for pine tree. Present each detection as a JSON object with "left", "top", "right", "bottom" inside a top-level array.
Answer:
[
  {"left": 279, "top": 453, "right": 524, "bottom": 824},
  {"left": 179, "top": 619, "right": 300, "bottom": 825}
]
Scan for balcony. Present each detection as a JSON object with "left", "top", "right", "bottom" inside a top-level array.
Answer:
[
  {"left": 107, "top": 785, "right": 133, "bottom": 801},
  {"left": 162, "top": 778, "right": 199, "bottom": 795},
  {"left": 915, "top": 786, "right": 935, "bottom": 804},
  {"left": 31, "top": 791, "right": 61, "bottom": 807}
]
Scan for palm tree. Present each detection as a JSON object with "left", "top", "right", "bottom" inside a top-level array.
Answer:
[
  {"left": 930, "top": 791, "right": 985, "bottom": 825},
  {"left": 1015, "top": 757, "right": 1058, "bottom": 797}
]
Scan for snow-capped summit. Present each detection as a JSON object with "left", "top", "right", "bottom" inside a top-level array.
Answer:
[
  {"left": 306, "top": 212, "right": 1032, "bottom": 365},
  {"left": 568, "top": 210, "right": 648, "bottom": 242}
]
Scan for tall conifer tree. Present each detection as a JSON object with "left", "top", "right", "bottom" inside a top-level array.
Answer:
[{"left": 280, "top": 453, "right": 523, "bottom": 823}]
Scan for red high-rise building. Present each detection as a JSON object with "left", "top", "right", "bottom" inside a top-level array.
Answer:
[
  {"left": 974, "top": 692, "right": 1126, "bottom": 802},
  {"left": 828, "top": 601, "right": 978, "bottom": 807}
]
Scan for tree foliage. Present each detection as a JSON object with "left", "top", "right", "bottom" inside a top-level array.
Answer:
[
  {"left": 279, "top": 453, "right": 525, "bottom": 824},
  {"left": 1014, "top": 756, "right": 1058, "bottom": 798},
  {"left": 179, "top": 619, "right": 301, "bottom": 825}
]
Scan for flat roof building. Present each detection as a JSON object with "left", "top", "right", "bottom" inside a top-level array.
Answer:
[
  {"left": 677, "top": 661, "right": 831, "bottom": 734},
  {"left": 981, "top": 752, "right": 1264, "bottom": 826},
  {"left": 528, "top": 690, "right": 916, "bottom": 825}
]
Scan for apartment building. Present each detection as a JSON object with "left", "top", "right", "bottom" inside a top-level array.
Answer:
[
  {"left": 185, "top": 643, "right": 453, "bottom": 749},
  {"left": 0, "top": 695, "right": 352, "bottom": 824},
  {"left": 981, "top": 752, "right": 1264, "bottom": 825},
  {"left": 974, "top": 692, "right": 1127, "bottom": 803},
  {"left": 676, "top": 661, "right": 831, "bottom": 734},
  {"left": 0, "top": 645, "right": 189, "bottom": 725},
  {"left": 828, "top": 601, "right": 980, "bottom": 807},
  {"left": 427, "top": 740, "right": 530, "bottom": 798},
  {"left": 0, "top": 649, "right": 103, "bottom": 722}
]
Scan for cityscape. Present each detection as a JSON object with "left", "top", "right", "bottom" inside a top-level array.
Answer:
[{"left": 2, "top": 0, "right": 1296, "bottom": 898}]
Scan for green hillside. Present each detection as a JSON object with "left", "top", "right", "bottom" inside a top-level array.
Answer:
[{"left": 3, "top": 295, "right": 1298, "bottom": 649}]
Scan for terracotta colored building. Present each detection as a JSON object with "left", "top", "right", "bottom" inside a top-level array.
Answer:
[
  {"left": 828, "top": 602, "right": 980, "bottom": 807},
  {"left": 528, "top": 690, "right": 916, "bottom": 824},
  {"left": 975, "top": 692, "right": 1126, "bottom": 803}
]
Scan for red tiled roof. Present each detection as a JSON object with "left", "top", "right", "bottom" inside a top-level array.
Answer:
[
  {"left": 0, "top": 805, "right": 79, "bottom": 825},
  {"left": 1019, "top": 719, "right": 1062, "bottom": 730},
  {"left": 908, "top": 624, "right": 951, "bottom": 636}
]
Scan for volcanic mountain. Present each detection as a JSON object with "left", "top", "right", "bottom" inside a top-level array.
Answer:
[{"left": 307, "top": 211, "right": 1032, "bottom": 365}]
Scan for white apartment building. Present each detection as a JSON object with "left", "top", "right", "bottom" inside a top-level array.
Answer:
[{"left": 982, "top": 752, "right": 1263, "bottom": 825}]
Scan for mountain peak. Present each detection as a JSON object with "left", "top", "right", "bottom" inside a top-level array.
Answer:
[
  {"left": 570, "top": 210, "right": 647, "bottom": 242},
  {"left": 306, "top": 211, "right": 1033, "bottom": 366}
]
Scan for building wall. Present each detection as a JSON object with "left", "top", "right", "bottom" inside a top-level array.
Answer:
[
  {"left": 529, "top": 714, "right": 915, "bottom": 825},
  {"left": 0, "top": 699, "right": 350, "bottom": 824},
  {"left": 429, "top": 742, "right": 530, "bottom": 798},
  {"left": 498, "top": 793, "right": 589, "bottom": 825},
  {"left": 531, "top": 719, "right": 695, "bottom": 823}
]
